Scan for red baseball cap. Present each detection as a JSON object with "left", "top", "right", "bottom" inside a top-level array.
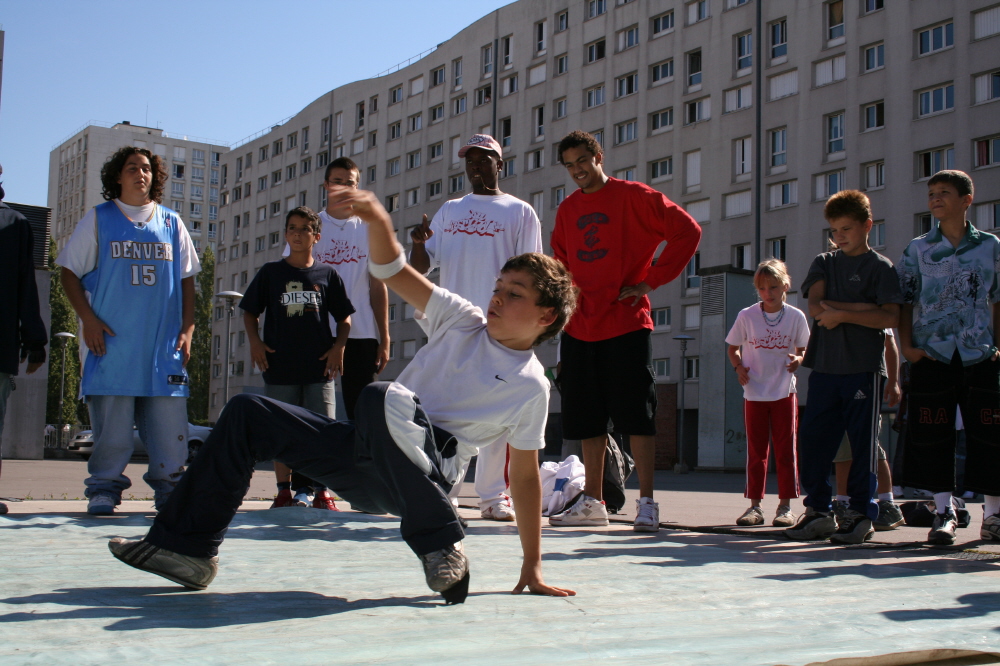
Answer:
[{"left": 457, "top": 134, "right": 503, "bottom": 159}]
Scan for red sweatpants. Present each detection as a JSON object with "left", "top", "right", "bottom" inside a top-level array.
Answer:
[{"left": 743, "top": 395, "right": 800, "bottom": 500}]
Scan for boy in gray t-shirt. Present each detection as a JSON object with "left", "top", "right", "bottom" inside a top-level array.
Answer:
[{"left": 786, "top": 191, "right": 902, "bottom": 545}]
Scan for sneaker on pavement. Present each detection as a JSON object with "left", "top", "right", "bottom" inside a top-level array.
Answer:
[
  {"left": 832, "top": 500, "right": 849, "bottom": 524},
  {"left": 981, "top": 513, "right": 1000, "bottom": 541},
  {"left": 312, "top": 490, "right": 340, "bottom": 511},
  {"left": 419, "top": 541, "right": 469, "bottom": 604},
  {"left": 785, "top": 507, "right": 838, "bottom": 541},
  {"left": 0, "top": 501, "right": 7, "bottom": 515},
  {"left": 634, "top": 497, "right": 660, "bottom": 532},
  {"left": 549, "top": 494, "right": 609, "bottom": 527},
  {"left": 874, "top": 499, "right": 904, "bottom": 531},
  {"left": 87, "top": 494, "right": 117, "bottom": 516},
  {"left": 928, "top": 508, "right": 958, "bottom": 545},
  {"left": 736, "top": 506, "right": 764, "bottom": 526},
  {"left": 292, "top": 492, "right": 310, "bottom": 507},
  {"left": 830, "top": 509, "right": 875, "bottom": 544},
  {"left": 109, "top": 537, "right": 218, "bottom": 590},
  {"left": 481, "top": 496, "right": 516, "bottom": 521},
  {"left": 270, "top": 488, "right": 295, "bottom": 508},
  {"left": 773, "top": 505, "right": 796, "bottom": 527}
]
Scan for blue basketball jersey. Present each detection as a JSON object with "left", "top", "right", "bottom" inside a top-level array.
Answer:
[{"left": 81, "top": 201, "right": 188, "bottom": 397}]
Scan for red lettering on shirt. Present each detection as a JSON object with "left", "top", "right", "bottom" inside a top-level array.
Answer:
[
  {"left": 317, "top": 240, "right": 366, "bottom": 265},
  {"left": 747, "top": 330, "right": 793, "bottom": 351},
  {"left": 443, "top": 210, "right": 507, "bottom": 237}
]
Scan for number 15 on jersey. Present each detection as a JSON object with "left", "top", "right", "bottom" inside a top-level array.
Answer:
[{"left": 131, "top": 264, "right": 157, "bottom": 286}]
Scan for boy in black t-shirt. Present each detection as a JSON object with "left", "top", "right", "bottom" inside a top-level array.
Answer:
[{"left": 240, "top": 207, "right": 354, "bottom": 509}]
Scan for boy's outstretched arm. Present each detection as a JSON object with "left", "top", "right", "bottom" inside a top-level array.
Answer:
[
  {"left": 326, "top": 186, "right": 433, "bottom": 313},
  {"left": 508, "top": 447, "right": 577, "bottom": 597}
]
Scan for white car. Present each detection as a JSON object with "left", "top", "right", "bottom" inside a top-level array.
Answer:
[{"left": 67, "top": 423, "right": 211, "bottom": 465}]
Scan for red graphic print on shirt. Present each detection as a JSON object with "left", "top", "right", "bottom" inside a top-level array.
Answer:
[
  {"left": 748, "top": 328, "right": 793, "bottom": 351},
  {"left": 443, "top": 210, "right": 507, "bottom": 237},
  {"left": 317, "top": 240, "right": 367, "bottom": 265}
]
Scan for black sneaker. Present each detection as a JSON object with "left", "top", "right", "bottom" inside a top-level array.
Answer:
[
  {"left": 829, "top": 509, "right": 874, "bottom": 544},
  {"left": 785, "top": 507, "right": 838, "bottom": 540},
  {"left": 419, "top": 541, "right": 470, "bottom": 604},
  {"left": 928, "top": 508, "right": 958, "bottom": 545},
  {"left": 873, "top": 500, "right": 904, "bottom": 531}
]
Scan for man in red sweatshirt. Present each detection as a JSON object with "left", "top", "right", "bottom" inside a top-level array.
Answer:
[{"left": 549, "top": 131, "right": 701, "bottom": 531}]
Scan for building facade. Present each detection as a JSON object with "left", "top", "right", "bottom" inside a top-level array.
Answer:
[
  {"left": 209, "top": 0, "right": 1000, "bottom": 452},
  {"left": 47, "top": 121, "right": 229, "bottom": 257}
]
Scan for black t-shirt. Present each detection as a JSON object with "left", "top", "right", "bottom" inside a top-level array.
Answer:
[
  {"left": 240, "top": 260, "right": 355, "bottom": 385},
  {"left": 801, "top": 249, "right": 903, "bottom": 375}
]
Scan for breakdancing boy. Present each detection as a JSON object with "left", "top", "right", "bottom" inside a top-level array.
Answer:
[{"left": 108, "top": 185, "right": 578, "bottom": 604}]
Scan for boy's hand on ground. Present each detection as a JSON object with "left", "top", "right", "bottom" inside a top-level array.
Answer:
[
  {"left": 410, "top": 214, "right": 433, "bottom": 245},
  {"left": 786, "top": 354, "right": 803, "bottom": 373},
  {"left": 618, "top": 282, "right": 651, "bottom": 307},
  {"left": 249, "top": 339, "right": 274, "bottom": 371},
  {"left": 884, "top": 381, "right": 901, "bottom": 407},
  {"left": 900, "top": 346, "right": 932, "bottom": 364},
  {"left": 814, "top": 301, "right": 844, "bottom": 329},
  {"left": 81, "top": 316, "right": 115, "bottom": 356},
  {"left": 175, "top": 328, "right": 194, "bottom": 366},
  {"left": 376, "top": 339, "right": 390, "bottom": 374},
  {"left": 735, "top": 364, "right": 750, "bottom": 386},
  {"left": 321, "top": 344, "right": 345, "bottom": 379},
  {"left": 512, "top": 562, "right": 576, "bottom": 597}
]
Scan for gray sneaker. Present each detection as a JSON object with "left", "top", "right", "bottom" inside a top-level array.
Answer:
[
  {"left": 832, "top": 500, "right": 849, "bottom": 524},
  {"left": 829, "top": 509, "right": 875, "bottom": 544},
  {"left": 928, "top": 508, "right": 958, "bottom": 545},
  {"left": 785, "top": 507, "right": 838, "bottom": 541},
  {"left": 873, "top": 500, "right": 904, "bottom": 531},
  {"left": 981, "top": 513, "right": 1000, "bottom": 541},
  {"left": 109, "top": 537, "right": 218, "bottom": 590},
  {"left": 736, "top": 506, "right": 764, "bottom": 526},
  {"left": 419, "top": 541, "right": 470, "bottom": 604},
  {"left": 773, "top": 505, "right": 796, "bottom": 527}
]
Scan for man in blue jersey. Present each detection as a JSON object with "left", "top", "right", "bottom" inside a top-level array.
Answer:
[{"left": 58, "top": 146, "right": 201, "bottom": 515}]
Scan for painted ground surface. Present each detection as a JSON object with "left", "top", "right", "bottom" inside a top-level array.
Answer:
[{"left": 2, "top": 506, "right": 999, "bottom": 665}]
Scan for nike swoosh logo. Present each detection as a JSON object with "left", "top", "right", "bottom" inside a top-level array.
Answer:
[{"left": 495, "top": 375, "right": 507, "bottom": 382}]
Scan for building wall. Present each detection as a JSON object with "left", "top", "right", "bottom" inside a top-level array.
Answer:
[{"left": 209, "top": 0, "right": 1000, "bottom": 421}]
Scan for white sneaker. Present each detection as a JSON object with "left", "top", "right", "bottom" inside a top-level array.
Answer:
[
  {"left": 549, "top": 495, "right": 609, "bottom": 526},
  {"left": 87, "top": 494, "right": 116, "bottom": 516},
  {"left": 634, "top": 497, "right": 660, "bottom": 532},
  {"left": 480, "top": 496, "right": 516, "bottom": 521}
]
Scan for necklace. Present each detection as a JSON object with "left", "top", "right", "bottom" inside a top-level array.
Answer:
[{"left": 760, "top": 302, "right": 786, "bottom": 327}]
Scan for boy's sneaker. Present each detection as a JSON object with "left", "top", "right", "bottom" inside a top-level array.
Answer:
[
  {"left": 549, "top": 495, "right": 609, "bottom": 526},
  {"left": 0, "top": 501, "right": 7, "bottom": 515},
  {"left": 292, "top": 492, "right": 310, "bottom": 507},
  {"left": 634, "top": 497, "right": 660, "bottom": 532},
  {"left": 419, "top": 541, "right": 470, "bottom": 604},
  {"left": 874, "top": 500, "right": 904, "bottom": 531},
  {"left": 108, "top": 537, "right": 218, "bottom": 590},
  {"left": 481, "top": 496, "right": 516, "bottom": 521},
  {"left": 829, "top": 509, "right": 875, "bottom": 544},
  {"left": 87, "top": 494, "right": 117, "bottom": 516},
  {"left": 785, "top": 507, "right": 838, "bottom": 541},
  {"left": 928, "top": 508, "right": 959, "bottom": 545},
  {"left": 736, "top": 506, "right": 764, "bottom": 526},
  {"left": 832, "top": 500, "right": 849, "bottom": 524},
  {"left": 773, "top": 505, "right": 796, "bottom": 527},
  {"left": 270, "top": 489, "right": 295, "bottom": 508},
  {"left": 312, "top": 490, "right": 339, "bottom": 511},
  {"left": 981, "top": 513, "right": 1000, "bottom": 541}
]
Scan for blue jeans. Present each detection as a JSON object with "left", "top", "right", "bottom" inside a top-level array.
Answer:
[{"left": 85, "top": 395, "right": 189, "bottom": 508}]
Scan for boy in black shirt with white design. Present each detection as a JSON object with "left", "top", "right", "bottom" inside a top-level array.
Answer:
[{"left": 240, "top": 206, "right": 354, "bottom": 509}]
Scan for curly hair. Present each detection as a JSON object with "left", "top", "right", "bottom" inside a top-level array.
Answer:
[
  {"left": 557, "top": 130, "right": 603, "bottom": 164},
  {"left": 824, "top": 189, "right": 870, "bottom": 223},
  {"left": 100, "top": 146, "right": 167, "bottom": 203},
  {"left": 501, "top": 253, "right": 578, "bottom": 346}
]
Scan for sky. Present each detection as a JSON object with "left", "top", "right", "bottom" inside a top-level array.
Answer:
[{"left": 0, "top": 0, "right": 516, "bottom": 207}]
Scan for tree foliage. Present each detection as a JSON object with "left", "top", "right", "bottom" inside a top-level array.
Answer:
[
  {"left": 45, "top": 239, "right": 88, "bottom": 426},
  {"left": 187, "top": 246, "right": 214, "bottom": 425}
]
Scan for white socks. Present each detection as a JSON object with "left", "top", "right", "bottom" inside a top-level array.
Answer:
[
  {"left": 878, "top": 492, "right": 893, "bottom": 502},
  {"left": 835, "top": 495, "right": 850, "bottom": 503},
  {"left": 933, "top": 492, "right": 954, "bottom": 514},
  {"left": 984, "top": 495, "right": 1000, "bottom": 518}
]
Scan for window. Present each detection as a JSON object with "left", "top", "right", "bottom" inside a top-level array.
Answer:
[
  {"left": 770, "top": 128, "right": 787, "bottom": 167},
  {"left": 482, "top": 44, "right": 493, "bottom": 76},
  {"left": 272, "top": 170, "right": 281, "bottom": 186},
  {"left": 528, "top": 149, "right": 544, "bottom": 171},
  {"left": 385, "top": 194, "right": 399, "bottom": 213},
  {"left": 918, "top": 83, "right": 954, "bottom": 117},
  {"left": 916, "top": 213, "right": 934, "bottom": 236},
  {"left": 257, "top": 206, "right": 267, "bottom": 223},
  {"left": 769, "top": 237, "right": 787, "bottom": 261},
  {"left": 255, "top": 236, "right": 265, "bottom": 252},
  {"left": 189, "top": 203, "right": 202, "bottom": 219},
  {"left": 651, "top": 108, "right": 674, "bottom": 133},
  {"left": 273, "top": 139, "right": 283, "bottom": 156},
  {"left": 286, "top": 164, "right": 297, "bottom": 180},
  {"left": 592, "top": 129, "right": 604, "bottom": 147},
  {"left": 615, "top": 120, "right": 638, "bottom": 145},
  {"left": 586, "top": 85, "right": 605, "bottom": 108},
  {"left": 533, "top": 106, "right": 545, "bottom": 138},
  {"left": 192, "top": 167, "right": 204, "bottom": 182},
  {"left": 616, "top": 73, "right": 638, "bottom": 98},
  {"left": 733, "top": 244, "right": 752, "bottom": 269},
  {"left": 402, "top": 340, "right": 416, "bottom": 359},
  {"left": 366, "top": 131, "right": 377, "bottom": 150},
  {"left": 322, "top": 116, "right": 332, "bottom": 144},
  {"left": 408, "top": 114, "right": 422, "bottom": 133},
  {"left": 734, "top": 137, "right": 752, "bottom": 178},
  {"left": 827, "top": 0, "right": 844, "bottom": 41},
  {"left": 815, "top": 170, "right": 845, "bottom": 199},
  {"left": 686, "top": 254, "right": 701, "bottom": 289},
  {"left": 173, "top": 146, "right": 186, "bottom": 162},
  {"left": 651, "top": 59, "right": 674, "bottom": 84},
  {"left": 650, "top": 157, "right": 673, "bottom": 180},
  {"left": 209, "top": 205, "right": 217, "bottom": 221},
  {"left": 287, "top": 132, "right": 298, "bottom": 150},
  {"left": 502, "top": 75, "right": 518, "bottom": 96},
  {"left": 431, "top": 66, "right": 446, "bottom": 87},
  {"left": 652, "top": 11, "right": 675, "bottom": 35},
  {"left": 771, "top": 19, "right": 788, "bottom": 59},
  {"left": 617, "top": 26, "right": 639, "bottom": 52},
  {"left": 171, "top": 182, "right": 184, "bottom": 197},
  {"left": 871, "top": 221, "right": 886, "bottom": 248},
  {"left": 499, "top": 117, "right": 512, "bottom": 147},
  {"left": 864, "top": 0, "right": 883, "bottom": 13},
  {"left": 387, "top": 158, "right": 400, "bottom": 177},
  {"left": 688, "top": 50, "right": 702, "bottom": 87},
  {"left": 453, "top": 96, "right": 467, "bottom": 115},
  {"left": 501, "top": 158, "right": 516, "bottom": 178},
  {"left": 555, "top": 98, "right": 567, "bottom": 119},
  {"left": 172, "top": 164, "right": 185, "bottom": 179},
  {"left": 407, "top": 151, "right": 421, "bottom": 170},
  {"left": 475, "top": 85, "right": 492, "bottom": 107},
  {"left": 827, "top": 113, "right": 845, "bottom": 154},
  {"left": 557, "top": 10, "right": 569, "bottom": 32},
  {"left": 388, "top": 122, "right": 401, "bottom": 140},
  {"left": 317, "top": 151, "right": 330, "bottom": 168},
  {"left": 724, "top": 85, "right": 753, "bottom": 112},
  {"left": 302, "top": 126, "right": 310, "bottom": 151},
  {"left": 864, "top": 161, "right": 885, "bottom": 190},
  {"left": 725, "top": 191, "right": 752, "bottom": 218},
  {"left": 974, "top": 70, "right": 1000, "bottom": 104},
  {"left": 862, "top": 42, "right": 885, "bottom": 73},
  {"left": 556, "top": 54, "right": 568, "bottom": 75},
  {"left": 427, "top": 181, "right": 442, "bottom": 199},
  {"left": 388, "top": 85, "right": 403, "bottom": 105},
  {"left": 210, "top": 169, "right": 219, "bottom": 186},
  {"left": 685, "top": 150, "right": 702, "bottom": 191},
  {"left": 685, "top": 97, "right": 710, "bottom": 124},
  {"left": 588, "top": 0, "right": 606, "bottom": 18},
  {"left": 863, "top": 101, "right": 884, "bottom": 131},
  {"left": 451, "top": 59, "right": 463, "bottom": 89},
  {"left": 406, "top": 188, "right": 419, "bottom": 207},
  {"left": 815, "top": 55, "right": 846, "bottom": 86},
  {"left": 553, "top": 186, "right": 566, "bottom": 206},
  {"left": 736, "top": 32, "right": 753, "bottom": 73},
  {"left": 974, "top": 201, "right": 1000, "bottom": 229},
  {"left": 687, "top": 0, "right": 709, "bottom": 24},
  {"left": 587, "top": 40, "right": 606, "bottom": 63},
  {"left": 259, "top": 145, "right": 269, "bottom": 162},
  {"left": 652, "top": 308, "right": 671, "bottom": 330},
  {"left": 614, "top": 167, "right": 635, "bottom": 181},
  {"left": 536, "top": 20, "right": 547, "bottom": 53},
  {"left": 367, "top": 166, "right": 376, "bottom": 184},
  {"left": 450, "top": 174, "right": 465, "bottom": 193},
  {"left": 301, "top": 158, "right": 312, "bottom": 175},
  {"left": 974, "top": 6, "right": 1000, "bottom": 40},
  {"left": 653, "top": 358, "right": 671, "bottom": 380},
  {"left": 975, "top": 135, "right": 1000, "bottom": 168},
  {"left": 686, "top": 199, "right": 710, "bottom": 223},
  {"left": 501, "top": 35, "right": 512, "bottom": 67},
  {"left": 271, "top": 201, "right": 281, "bottom": 217},
  {"left": 768, "top": 70, "right": 799, "bottom": 100},
  {"left": 918, "top": 22, "right": 954, "bottom": 56}
]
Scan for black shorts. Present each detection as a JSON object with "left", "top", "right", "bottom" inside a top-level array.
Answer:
[{"left": 558, "top": 328, "right": 657, "bottom": 440}]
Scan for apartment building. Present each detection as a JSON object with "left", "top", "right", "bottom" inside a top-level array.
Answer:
[
  {"left": 47, "top": 121, "right": 229, "bottom": 257},
  {"left": 209, "top": 0, "right": 1000, "bottom": 464}
]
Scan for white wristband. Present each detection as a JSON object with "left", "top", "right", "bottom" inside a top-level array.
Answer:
[{"left": 368, "top": 251, "right": 406, "bottom": 279}]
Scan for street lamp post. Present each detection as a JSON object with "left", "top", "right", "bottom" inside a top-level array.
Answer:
[
  {"left": 54, "top": 332, "right": 76, "bottom": 448},
  {"left": 673, "top": 334, "right": 695, "bottom": 474},
  {"left": 215, "top": 291, "right": 244, "bottom": 409}
]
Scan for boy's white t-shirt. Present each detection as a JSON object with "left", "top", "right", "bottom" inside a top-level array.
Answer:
[
  {"left": 725, "top": 303, "right": 810, "bottom": 402},
  {"left": 423, "top": 193, "right": 542, "bottom": 313},
  {"left": 396, "top": 286, "right": 549, "bottom": 470}
]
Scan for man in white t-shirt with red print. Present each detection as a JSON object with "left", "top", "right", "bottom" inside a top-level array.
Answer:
[{"left": 410, "top": 134, "right": 543, "bottom": 522}]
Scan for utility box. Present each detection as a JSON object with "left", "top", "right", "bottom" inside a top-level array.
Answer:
[{"left": 696, "top": 265, "right": 756, "bottom": 470}]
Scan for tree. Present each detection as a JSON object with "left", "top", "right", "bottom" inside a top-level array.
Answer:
[
  {"left": 45, "top": 239, "right": 88, "bottom": 426},
  {"left": 187, "top": 246, "right": 214, "bottom": 425}
]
